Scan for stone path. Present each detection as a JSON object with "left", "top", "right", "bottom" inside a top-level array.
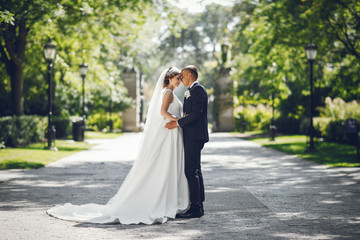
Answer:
[{"left": 0, "top": 133, "right": 359, "bottom": 239}]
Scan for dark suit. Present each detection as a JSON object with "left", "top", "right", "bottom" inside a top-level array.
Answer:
[{"left": 178, "top": 82, "right": 209, "bottom": 206}]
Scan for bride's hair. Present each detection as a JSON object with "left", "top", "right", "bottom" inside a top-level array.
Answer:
[{"left": 163, "top": 66, "right": 181, "bottom": 88}]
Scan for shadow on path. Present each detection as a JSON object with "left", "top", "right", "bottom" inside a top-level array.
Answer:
[{"left": 0, "top": 133, "right": 359, "bottom": 239}]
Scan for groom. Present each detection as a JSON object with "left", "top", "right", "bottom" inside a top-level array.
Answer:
[{"left": 165, "top": 65, "right": 209, "bottom": 218}]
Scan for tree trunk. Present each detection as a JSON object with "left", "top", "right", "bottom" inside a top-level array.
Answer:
[
  {"left": 1, "top": 20, "right": 27, "bottom": 115},
  {"left": 9, "top": 61, "right": 24, "bottom": 115}
]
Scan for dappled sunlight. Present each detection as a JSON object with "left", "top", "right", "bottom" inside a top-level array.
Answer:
[
  {"left": 201, "top": 133, "right": 360, "bottom": 238},
  {"left": 1, "top": 132, "right": 360, "bottom": 238},
  {"left": 273, "top": 233, "right": 342, "bottom": 239},
  {"left": 320, "top": 200, "right": 343, "bottom": 204},
  {"left": 12, "top": 179, "right": 82, "bottom": 188},
  {"left": 206, "top": 187, "right": 238, "bottom": 193}
]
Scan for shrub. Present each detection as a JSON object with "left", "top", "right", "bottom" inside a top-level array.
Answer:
[
  {"left": 276, "top": 116, "right": 301, "bottom": 134},
  {"left": 87, "top": 113, "right": 122, "bottom": 132},
  {"left": 52, "top": 116, "right": 72, "bottom": 139},
  {"left": 319, "top": 97, "right": 360, "bottom": 121},
  {"left": 112, "top": 115, "right": 123, "bottom": 130},
  {"left": 234, "top": 113, "right": 246, "bottom": 132},
  {"left": 234, "top": 104, "right": 273, "bottom": 131},
  {"left": 300, "top": 117, "right": 330, "bottom": 138},
  {"left": 0, "top": 115, "right": 47, "bottom": 147},
  {"left": 324, "top": 120, "right": 347, "bottom": 143},
  {"left": 317, "top": 97, "right": 360, "bottom": 144},
  {"left": 314, "top": 117, "right": 332, "bottom": 137}
]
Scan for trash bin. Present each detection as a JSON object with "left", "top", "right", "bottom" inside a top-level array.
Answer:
[{"left": 72, "top": 118, "right": 85, "bottom": 141}]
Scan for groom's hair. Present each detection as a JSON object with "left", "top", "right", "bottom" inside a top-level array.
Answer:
[{"left": 182, "top": 65, "right": 199, "bottom": 80}]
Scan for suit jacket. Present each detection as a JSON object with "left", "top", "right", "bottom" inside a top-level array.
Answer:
[{"left": 178, "top": 82, "right": 209, "bottom": 143}]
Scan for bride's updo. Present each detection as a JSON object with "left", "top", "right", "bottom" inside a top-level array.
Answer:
[{"left": 163, "top": 66, "right": 181, "bottom": 88}]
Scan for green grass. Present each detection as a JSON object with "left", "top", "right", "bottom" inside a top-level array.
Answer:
[
  {"left": 0, "top": 140, "right": 96, "bottom": 170},
  {"left": 231, "top": 130, "right": 266, "bottom": 135},
  {"left": 248, "top": 134, "right": 360, "bottom": 167},
  {"left": 85, "top": 131, "right": 123, "bottom": 139}
]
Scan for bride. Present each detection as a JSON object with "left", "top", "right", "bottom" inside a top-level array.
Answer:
[{"left": 47, "top": 67, "right": 189, "bottom": 224}]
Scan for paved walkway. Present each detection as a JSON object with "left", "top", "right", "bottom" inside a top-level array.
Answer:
[{"left": 0, "top": 133, "right": 360, "bottom": 240}]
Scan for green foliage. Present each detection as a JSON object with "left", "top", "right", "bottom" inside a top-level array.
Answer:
[
  {"left": 0, "top": 116, "right": 47, "bottom": 147},
  {"left": 158, "top": 3, "right": 233, "bottom": 89},
  {"left": 87, "top": 113, "right": 122, "bottom": 132},
  {"left": 2, "top": 0, "right": 359, "bottom": 128},
  {"left": 0, "top": 10, "right": 14, "bottom": 24},
  {"left": 234, "top": 104, "right": 275, "bottom": 131},
  {"left": 52, "top": 116, "right": 72, "bottom": 139},
  {"left": 308, "top": 97, "right": 360, "bottom": 144},
  {"left": 322, "top": 120, "right": 348, "bottom": 143},
  {"left": 0, "top": 0, "right": 157, "bottom": 117},
  {"left": 319, "top": 97, "right": 360, "bottom": 121},
  {"left": 230, "top": 0, "right": 360, "bottom": 122}
]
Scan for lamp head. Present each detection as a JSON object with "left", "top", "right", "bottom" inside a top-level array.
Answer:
[
  {"left": 43, "top": 40, "right": 56, "bottom": 63},
  {"left": 305, "top": 42, "right": 318, "bottom": 61},
  {"left": 80, "top": 62, "right": 88, "bottom": 77}
]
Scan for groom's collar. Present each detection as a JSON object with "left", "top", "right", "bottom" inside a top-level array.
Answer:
[{"left": 188, "top": 81, "right": 199, "bottom": 90}]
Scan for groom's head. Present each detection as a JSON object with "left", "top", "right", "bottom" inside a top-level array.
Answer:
[{"left": 181, "top": 65, "right": 199, "bottom": 87}]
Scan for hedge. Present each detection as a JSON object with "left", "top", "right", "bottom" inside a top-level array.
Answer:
[
  {"left": 234, "top": 104, "right": 274, "bottom": 132},
  {"left": 52, "top": 116, "right": 72, "bottom": 139},
  {"left": 87, "top": 113, "right": 123, "bottom": 132},
  {"left": 0, "top": 115, "right": 47, "bottom": 147}
]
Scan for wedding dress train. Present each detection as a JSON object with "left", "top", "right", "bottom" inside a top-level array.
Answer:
[{"left": 47, "top": 70, "right": 189, "bottom": 224}]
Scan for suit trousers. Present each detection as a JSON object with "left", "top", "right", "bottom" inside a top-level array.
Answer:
[{"left": 184, "top": 139, "right": 205, "bottom": 205}]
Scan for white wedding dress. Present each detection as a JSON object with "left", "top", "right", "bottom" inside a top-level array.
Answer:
[{"left": 47, "top": 70, "right": 189, "bottom": 224}]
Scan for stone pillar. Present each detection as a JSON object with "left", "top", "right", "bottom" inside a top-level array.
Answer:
[
  {"left": 214, "top": 67, "right": 234, "bottom": 132},
  {"left": 121, "top": 68, "right": 140, "bottom": 132}
]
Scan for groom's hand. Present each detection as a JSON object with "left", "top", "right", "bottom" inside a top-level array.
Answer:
[{"left": 165, "top": 121, "right": 178, "bottom": 130}]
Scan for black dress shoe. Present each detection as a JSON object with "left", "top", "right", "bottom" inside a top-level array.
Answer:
[{"left": 176, "top": 207, "right": 204, "bottom": 218}]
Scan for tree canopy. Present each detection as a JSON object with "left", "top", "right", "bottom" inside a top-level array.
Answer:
[{"left": 0, "top": 0, "right": 359, "bottom": 123}]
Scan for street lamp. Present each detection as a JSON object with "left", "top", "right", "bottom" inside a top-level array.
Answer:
[
  {"left": 305, "top": 41, "right": 318, "bottom": 151},
  {"left": 269, "top": 62, "right": 277, "bottom": 141},
  {"left": 109, "top": 77, "right": 114, "bottom": 132},
  {"left": 79, "top": 62, "right": 88, "bottom": 120},
  {"left": 79, "top": 62, "right": 88, "bottom": 140},
  {"left": 43, "top": 40, "right": 57, "bottom": 150}
]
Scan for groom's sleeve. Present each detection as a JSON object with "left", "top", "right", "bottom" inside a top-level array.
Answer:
[{"left": 178, "top": 87, "right": 206, "bottom": 128}]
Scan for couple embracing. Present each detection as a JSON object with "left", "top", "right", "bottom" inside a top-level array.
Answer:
[{"left": 47, "top": 65, "right": 209, "bottom": 224}]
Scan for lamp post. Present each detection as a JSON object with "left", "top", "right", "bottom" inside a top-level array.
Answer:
[
  {"left": 269, "top": 62, "right": 277, "bottom": 141},
  {"left": 109, "top": 77, "right": 114, "bottom": 132},
  {"left": 79, "top": 62, "right": 88, "bottom": 140},
  {"left": 43, "top": 40, "right": 56, "bottom": 150},
  {"left": 79, "top": 62, "right": 88, "bottom": 120},
  {"left": 305, "top": 41, "right": 318, "bottom": 151}
]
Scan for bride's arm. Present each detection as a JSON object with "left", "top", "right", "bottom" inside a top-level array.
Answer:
[{"left": 161, "top": 90, "right": 179, "bottom": 121}]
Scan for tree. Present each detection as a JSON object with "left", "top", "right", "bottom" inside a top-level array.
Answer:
[
  {"left": 229, "top": 0, "right": 360, "bottom": 120},
  {"left": 0, "top": 0, "right": 151, "bottom": 116}
]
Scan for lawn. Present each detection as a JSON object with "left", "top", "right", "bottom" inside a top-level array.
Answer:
[
  {"left": 85, "top": 131, "right": 123, "bottom": 139},
  {"left": 0, "top": 131, "right": 124, "bottom": 170},
  {"left": 0, "top": 140, "right": 96, "bottom": 170},
  {"left": 248, "top": 134, "right": 360, "bottom": 167}
]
